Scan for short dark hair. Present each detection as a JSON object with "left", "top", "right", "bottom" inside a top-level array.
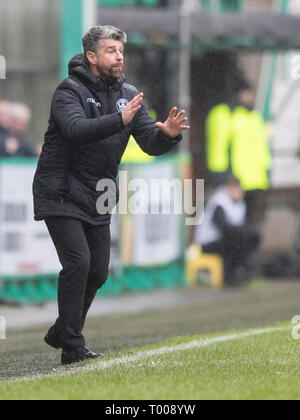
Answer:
[
  {"left": 82, "top": 26, "right": 127, "bottom": 56},
  {"left": 225, "top": 174, "right": 242, "bottom": 188},
  {"left": 234, "top": 78, "right": 252, "bottom": 94}
]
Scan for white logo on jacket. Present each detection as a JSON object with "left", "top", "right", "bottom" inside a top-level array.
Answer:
[
  {"left": 87, "top": 98, "right": 101, "bottom": 108},
  {"left": 116, "top": 99, "right": 129, "bottom": 113}
]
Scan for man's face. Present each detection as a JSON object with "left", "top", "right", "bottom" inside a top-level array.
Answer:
[
  {"left": 228, "top": 185, "right": 245, "bottom": 202},
  {"left": 87, "top": 39, "right": 124, "bottom": 79},
  {"left": 238, "top": 89, "right": 255, "bottom": 108}
]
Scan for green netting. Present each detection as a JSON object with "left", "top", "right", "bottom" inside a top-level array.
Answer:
[
  {"left": 98, "top": 0, "right": 242, "bottom": 9},
  {"left": 98, "top": 0, "right": 160, "bottom": 7},
  {"left": 220, "top": 0, "right": 242, "bottom": 12},
  {"left": 0, "top": 261, "right": 186, "bottom": 304},
  {"left": 200, "top": 0, "right": 242, "bottom": 12}
]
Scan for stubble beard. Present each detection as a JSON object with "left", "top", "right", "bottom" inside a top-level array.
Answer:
[{"left": 96, "top": 64, "right": 123, "bottom": 79}]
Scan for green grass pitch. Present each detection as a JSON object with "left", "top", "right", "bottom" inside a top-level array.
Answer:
[{"left": 1, "top": 322, "right": 300, "bottom": 400}]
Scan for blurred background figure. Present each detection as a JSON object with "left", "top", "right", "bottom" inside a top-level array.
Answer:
[
  {"left": 0, "top": 101, "right": 37, "bottom": 158},
  {"left": 194, "top": 174, "right": 260, "bottom": 285},
  {"left": 206, "top": 101, "right": 233, "bottom": 187},
  {"left": 206, "top": 80, "right": 271, "bottom": 224},
  {"left": 231, "top": 82, "right": 271, "bottom": 224},
  {"left": 10, "top": 103, "right": 32, "bottom": 137}
]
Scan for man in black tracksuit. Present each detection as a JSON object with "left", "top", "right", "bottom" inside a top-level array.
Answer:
[{"left": 33, "top": 26, "right": 190, "bottom": 365}]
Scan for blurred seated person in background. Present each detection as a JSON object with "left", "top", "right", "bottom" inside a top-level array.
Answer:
[
  {"left": 195, "top": 174, "right": 260, "bottom": 285},
  {"left": 0, "top": 101, "right": 37, "bottom": 157}
]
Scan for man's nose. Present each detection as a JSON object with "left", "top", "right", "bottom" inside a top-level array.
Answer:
[{"left": 116, "top": 52, "right": 123, "bottom": 61}]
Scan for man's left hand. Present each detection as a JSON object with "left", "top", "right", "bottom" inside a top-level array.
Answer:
[{"left": 156, "top": 107, "right": 190, "bottom": 138}]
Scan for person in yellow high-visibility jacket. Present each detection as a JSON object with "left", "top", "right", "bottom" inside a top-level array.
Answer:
[
  {"left": 231, "top": 106, "right": 271, "bottom": 192},
  {"left": 231, "top": 85, "right": 271, "bottom": 223},
  {"left": 122, "top": 109, "right": 157, "bottom": 164},
  {"left": 121, "top": 135, "right": 155, "bottom": 163},
  {"left": 206, "top": 103, "right": 232, "bottom": 186},
  {"left": 206, "top": 84, "right": 271, "bottom": 222}
]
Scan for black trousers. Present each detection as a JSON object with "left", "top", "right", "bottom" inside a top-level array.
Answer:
[
  {"left": 45, "top": 217, "right": 111, "bottom": 351},
  {"left": 245, "top": 190, "right": 268, "bottom": 224},
  {"left": 203, "top": 227, "right": 260, "bottom": 284}
]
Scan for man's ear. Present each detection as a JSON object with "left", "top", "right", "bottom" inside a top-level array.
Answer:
[{"left": 86, "top": 51, "right": 97, "bottom": 65}]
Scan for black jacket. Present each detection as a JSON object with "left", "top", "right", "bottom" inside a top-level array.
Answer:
[{"left": 33, "top": 54, "right": 182, "bottom": 225}]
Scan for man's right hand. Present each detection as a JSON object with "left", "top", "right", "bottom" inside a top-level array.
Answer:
[{"left": 122, "top": 93, "right": 144, "bottom": 126}]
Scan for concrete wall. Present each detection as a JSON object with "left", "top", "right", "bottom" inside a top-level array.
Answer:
[{"left": 0, "top": 0, "right": 60, "bottom": 146}]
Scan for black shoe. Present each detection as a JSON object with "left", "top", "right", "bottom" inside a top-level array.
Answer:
[
  {"left": 44, "top": 326, "right": 63, "bottom": 350},
  {"left": 61, "top": 346, "right": 104, "bottom": 366}
]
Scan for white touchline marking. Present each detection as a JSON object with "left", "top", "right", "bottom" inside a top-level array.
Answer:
[
  {"left": 13, "top": 325, "right": 291, "bottom": 383},
  {"left": 82, "top": 325, "right": 290, "bottom": 372}
]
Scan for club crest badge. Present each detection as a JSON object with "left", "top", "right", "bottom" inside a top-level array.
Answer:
[{"left": 116, "top": 99, "right": 129, "bottom": 113}]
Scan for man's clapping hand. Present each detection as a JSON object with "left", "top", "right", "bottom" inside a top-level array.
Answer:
[{"left": 122, "top": 93, "right": 144, "bottom": 126}]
